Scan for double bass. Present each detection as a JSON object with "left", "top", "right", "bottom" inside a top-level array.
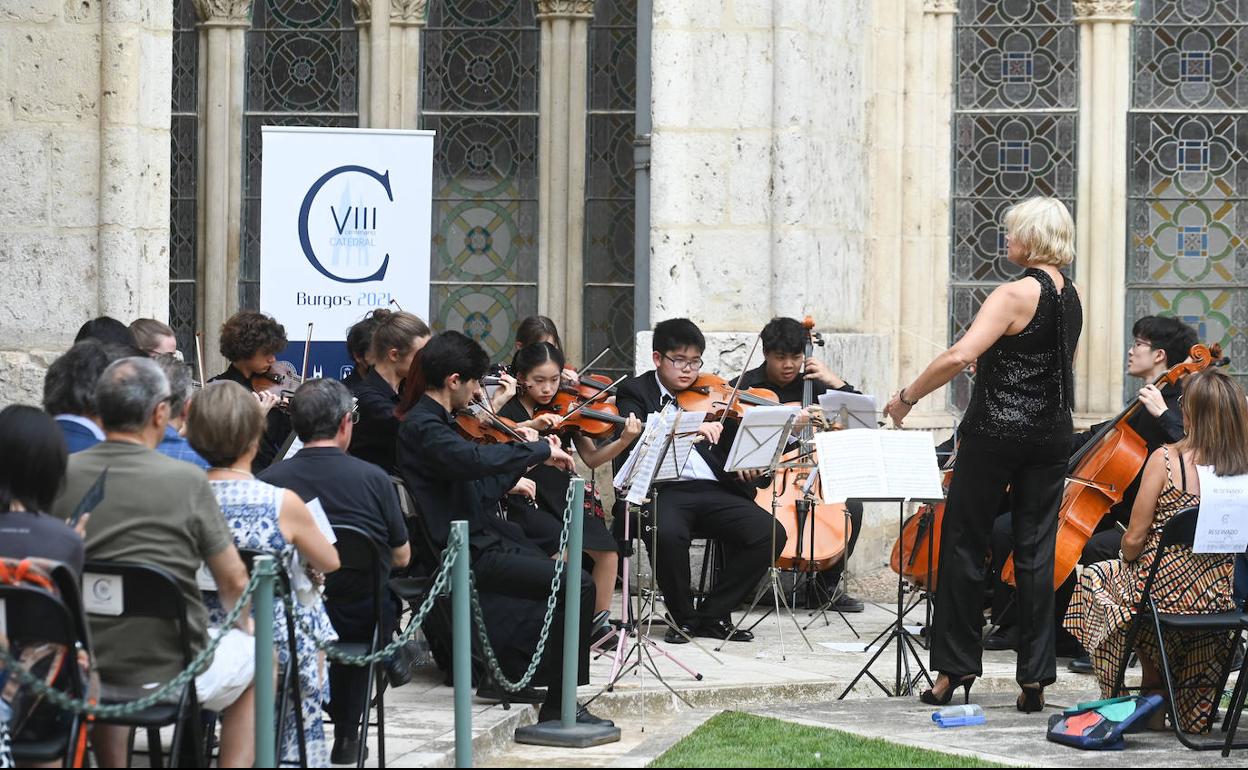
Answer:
[
  {"left": 760, "top": 317, "right": 853, "bottom": 572},
  {"left": 1000, "top": 343, "right": 1224, "bottom": 589}
]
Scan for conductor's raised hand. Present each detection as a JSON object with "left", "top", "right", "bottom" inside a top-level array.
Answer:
[{"left": 883, "top": 392, "right": 912, "bottom": 428}]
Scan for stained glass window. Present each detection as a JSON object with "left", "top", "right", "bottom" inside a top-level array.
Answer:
[
  {"left": 583, "top": 0, "right": 636, "bottom": 377},
  {"left": 241, "top": 0, "right": 359, "bottom": 311},
  {"left": 1128, "top": 0, "right": 1248, "bottom": 390},
  {"left": 950, "top": 0, "right": 1078, "bottom": 410},
  {"left": 169, "top": 0, "right": 199, "bottom": 362},
  {"left": 421, "top": 1, "right": 539, "bottom": 362}
]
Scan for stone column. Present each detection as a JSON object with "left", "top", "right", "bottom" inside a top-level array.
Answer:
[
  {"left": 97, "top": 0, "right": 174, "bottom": 320},
  {"left": 369, "top": 0, "right": 391, "bottom": 127},
  {"left": 536, "top": 0, "right": 594, "bottom": 359},
  {"left": 354, "top": 0, "right": 371, "bottom": 127},
  {"left": 1073, "top": 0, "right": 1134, "bottom": 417},
  {"left": 195, "top": 0, "right": 250, "bottom": 374},
  {"left": 390, "top": 1, "right": 427, "bottom": 129}
]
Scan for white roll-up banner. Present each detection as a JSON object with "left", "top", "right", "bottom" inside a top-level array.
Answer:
[{"left": 260, "top": 126, "right": 434, "bottom": 380}]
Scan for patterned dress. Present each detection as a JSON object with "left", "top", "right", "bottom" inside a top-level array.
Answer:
[
  {"left": 205, "top": 479, "right": 338, "bottom": 767},
  {"left": 1064, "top": 447, "right": 1236, "bottom": 733}
]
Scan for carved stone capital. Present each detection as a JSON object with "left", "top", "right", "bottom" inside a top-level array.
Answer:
[
  {"left": 535, "top": 0, "right": 594, "bottom": 19},
  {"left": 391, "top": 0, "right": 428, "bottom": 25},
  {"left": 352, "top": 0, "right": 370, "bottom": 24},
  {"left": 192, "top": 0, "right": 251, "bottom": 24},
  {"left": 922, "top": 0, "right": 958, "bottom": 14},
  {"left": 1073, "top": 0, "right": 1136, "bottom": 22}
]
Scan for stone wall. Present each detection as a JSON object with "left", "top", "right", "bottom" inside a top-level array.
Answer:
[{"left": 0, "top": 0, "right": 172, "bottom": 408}]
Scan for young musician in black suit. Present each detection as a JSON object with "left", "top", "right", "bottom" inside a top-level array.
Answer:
[
  {"left": 613, "top": 318, "right": 787, "bottom": 644},
  {"left": 395, "top": 331, "right": 609, "bottom": 725},
  {"left": 732, "top": 316, "right": 865, "bottom": 612},
  {"left": 210, "top": 311, "right": 292, "bottom": 471}
]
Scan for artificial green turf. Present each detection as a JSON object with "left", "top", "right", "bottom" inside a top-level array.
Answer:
[{"left": 649, "top": 711, "right": 1010, "bottom": 768}]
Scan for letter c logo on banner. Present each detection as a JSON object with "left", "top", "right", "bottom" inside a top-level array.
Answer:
[{"left": 298, "top": 165, "right": 393, "bottom": 283}]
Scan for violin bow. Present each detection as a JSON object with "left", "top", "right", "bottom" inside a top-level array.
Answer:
[
  {"left": 579, "top": 347, "right": 610, "bottom": 375},
  {"left": 559, "top": 375, "right": 628, "bottom": 421},
  {"left": 300, "top": 322, "right": 313, "bottom": 382},
  {"left": 389, "top": 298, "right": 403, "bottom": 312},
  {"left": 719, "top": 333, "right": 764, "bottom": 425},
  {"left": 194, "top": 331, "right": 207, "bottom": 385}
]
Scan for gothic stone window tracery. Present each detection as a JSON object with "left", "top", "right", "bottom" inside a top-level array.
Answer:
[
  {"left": 421, "top": 0, "right": 539, "bottom": 362},
  {"left": 170, "top": 0, "right": 201, "bottom": 361},
  {"left": 951, "top": 0, "right": 1079, "bottom": 411},
  {"left": 583, "top": 0, "right": 636, "bottom": 378},
  {"left": 1129, "top": 0, "right": 1248, "bottom": 390},
  {"left": 241, "top": 0, "right": 360, "bottom": 311}
]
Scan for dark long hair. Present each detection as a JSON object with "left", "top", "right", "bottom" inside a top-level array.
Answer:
[
  {"left": 511, "top": 342, "right": 565, "bottom": 378},
  {"left": 515, "top": 316, "right": 563, "bottom": 351},
  {"left": 0, "top": 405, "right": 68, "bottom": 513}
]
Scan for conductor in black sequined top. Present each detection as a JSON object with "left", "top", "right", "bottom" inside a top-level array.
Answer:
[{"left": 884, "top": 197, "right": 1083, "bottom": 713}]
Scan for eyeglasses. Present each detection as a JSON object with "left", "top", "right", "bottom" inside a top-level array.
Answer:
[
  {"left": 662, "top": 354, "right": 703, "bottom": 372},
  {"left": 1132, "top": 338, "right": 1153, "bottom": 350}
]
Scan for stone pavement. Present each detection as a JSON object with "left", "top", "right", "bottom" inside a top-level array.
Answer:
[{"left": 357, "top": 593, "right": 1246, "bottom": 767}]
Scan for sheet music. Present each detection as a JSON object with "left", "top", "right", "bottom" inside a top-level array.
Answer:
[
  {"left": 817, "top": 392, "right": 879, "bottom": 430},
  {"left": 655, "top": 410, "right": 707, "bottom": 481},
  {"left": 305, "top": 498, "right": 338, "bottom": 544},
  {"left": 1193, "top": 465, "right": 1248, "bottom": 554},
  {"left": 814, "top": 429, "right": 944, "bottom": 503},
  {"left": 724, "top": 405, "right": 799, "bottom": 472}
]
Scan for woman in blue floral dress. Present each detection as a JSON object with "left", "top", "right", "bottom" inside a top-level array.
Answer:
[{"left": 189, "top": 382, "right": 341, "bottom": 766}]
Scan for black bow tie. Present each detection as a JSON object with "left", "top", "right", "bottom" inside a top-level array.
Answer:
[{"left": 660, "top": 394, "right": 675, "bottom": 410}]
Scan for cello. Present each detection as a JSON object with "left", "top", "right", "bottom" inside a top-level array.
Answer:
[
  {"left": 889, "top": 458, "right": 954, "bottom": 590},
  {"left": 760, "top": 317, "right": 852, "bottom": 572},
  {"left": 1000, "top": 343, "right": 1224, "bottom": 589}
]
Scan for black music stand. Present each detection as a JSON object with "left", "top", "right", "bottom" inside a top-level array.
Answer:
[{"left": 837, "top": 495, "right": 943, "bottom": 699}]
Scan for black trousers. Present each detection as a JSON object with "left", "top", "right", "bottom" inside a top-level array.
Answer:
[
  {"left": 990, "top": 516, "right": 1120, "bottom": 648},
  {"left": 472, "top": 544, "right": 594, "bottom": 707},
  {"left": 324, "top": 591, "right": 400, "bottom": 739},
  {"left": 930, "top": 435, "right": 1066, "bottom": 686},
  {"left": 644, "top": 481, "right": 786, "bottom": 626}
]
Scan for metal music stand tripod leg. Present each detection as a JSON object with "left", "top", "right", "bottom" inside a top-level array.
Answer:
[{"left": 837, "top": 499, "right": 934, "bottom": 699}]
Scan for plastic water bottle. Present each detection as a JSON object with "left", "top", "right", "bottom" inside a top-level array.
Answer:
[{"left": 932, "top": 704, "right": 985, "bottom": 727}]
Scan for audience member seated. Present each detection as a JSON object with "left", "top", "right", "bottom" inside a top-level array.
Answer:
[
  {"left": 1065, "top": 368, "right": 1244, "bottom": 734},
  {"left": 348, "top": 309, "right": 431, "bottom": 473},
  {"left": 0, "top": 405, "right": 91, "bottom": 768},
  {"left": 51, "top": 357, "right": 257, "bottom": 766},
  {"left": 258, "top": 378, "right": 411, "bottom": 764},
  {"left": 187, "top": 381, "right": 341, "bottom": 767},
  {"left": 74, "top": 316, "right": 137, "bottom": 349},
  {"left": 130, "top": 318, "right": 179, "bottom": 357},
  {"left": 0, "top": 405, "right": 86, "bottom": 575},
  {"left": 153, "top": 353, "right": 210, "bottom": 470},
  {"left": 42, "top": 340, "right": 125, "bottom": 453}
]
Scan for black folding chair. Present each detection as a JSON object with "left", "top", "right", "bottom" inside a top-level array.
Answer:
[
  {"left": 1110, "top": 506, "right": 1248, "bottom": 751},
  {"left": 237, "top": 548, "right": 308, "bottom": 767},
  {"left": 327, "top": 525, "right": 388, "bottom": 769},
  {"left": 83, "top": 561, "right": 204, "bottom": 768},
  {"left": 388, "top": 476, "right": 433, "bottom": 618},
  {"left": 1223, "top": 617, "right": 1248, "bottom": 756},
  {"left": 2, "top": 565, "right": 90, "bottom": 767}
]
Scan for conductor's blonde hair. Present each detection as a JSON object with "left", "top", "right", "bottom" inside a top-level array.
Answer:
[{"left": 1003, "top": 196, "right": 1075, "bottom": 268}]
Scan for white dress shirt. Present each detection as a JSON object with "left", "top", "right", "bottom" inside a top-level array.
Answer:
[{"left": 656, "top": 380, "right": 719, "bottom": 483}]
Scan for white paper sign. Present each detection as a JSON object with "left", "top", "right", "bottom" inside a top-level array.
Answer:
[
  {"left": 1193, "top": 466, "right": 1248, "bottom": 554},
  {"left": 82, "top": 572, "right": 124, "bottom": 616},
  {"left": 814, "top": 430, "right": 944, "bottom": 503},
  {"left": 260, "top": 127, "right": 434, "bottom": 336}
]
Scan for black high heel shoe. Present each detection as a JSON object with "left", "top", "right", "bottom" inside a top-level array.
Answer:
[
  {"left": 1017, "top": 684, "right": 1045, "bottom": 713},
  {"left": 920, "top": 674, "right": 976, "bottom": 706}
]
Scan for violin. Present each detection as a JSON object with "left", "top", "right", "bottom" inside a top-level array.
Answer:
[
  {"left": 536, "top": 389, "right": 628, "bottom": 440},
  {"left": 763, "top": 317, "right": 853, "bottom": 572},
  {"left": 674, "top": 373, "right": 780, "bottom": 421},
  {"left": 453, "top": 403, "right": 528, "bottom": 444},
  {"left": 1000, "top": 343, "right": 1225, "bottom": 590},
  {"left": 250, "top": 360, "right": 304, "bottom": 406}
]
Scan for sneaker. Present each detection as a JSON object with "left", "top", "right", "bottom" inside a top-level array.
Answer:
[{"left": 830, "top": 593, "right": 864, "bottom": 613}]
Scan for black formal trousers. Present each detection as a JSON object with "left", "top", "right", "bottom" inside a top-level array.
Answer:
[
  {"left": 931, "top": 434, "right": 1066, "bottom": 686},
  {"left": 472, "top": 544, "right": 594, "bottom": 705},
  {"left": 644, "top": 480, "right": 786, "bottom": 626}
]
